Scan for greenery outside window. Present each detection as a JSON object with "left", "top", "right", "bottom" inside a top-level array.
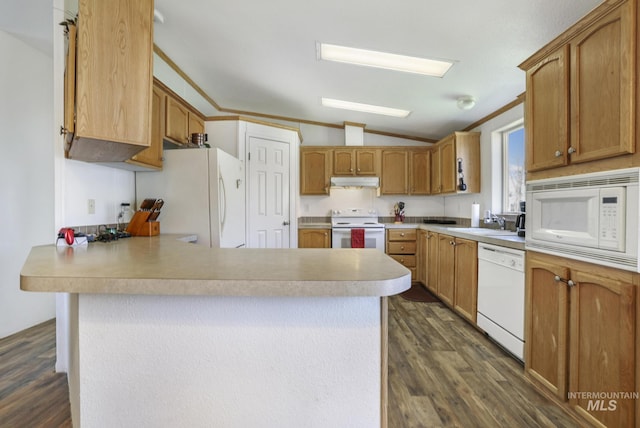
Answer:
[{"left": 502, "top": 123, "right": 525, "bottom": 213}]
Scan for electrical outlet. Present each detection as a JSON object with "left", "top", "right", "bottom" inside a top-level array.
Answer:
[{"left": 88, "top": 199, "right": 96, "bottom": 215}]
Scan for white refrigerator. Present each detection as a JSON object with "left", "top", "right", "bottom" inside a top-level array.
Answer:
[{"left": 136, "top": 148, "right": 246, "bottom": 248}]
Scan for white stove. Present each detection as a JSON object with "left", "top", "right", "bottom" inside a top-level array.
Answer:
[
  {"left": 330, "top": 208, "right": 384, "bottom": 228},
  {"left": 330, "top": 208, "right": 385, "bottom": 250}
]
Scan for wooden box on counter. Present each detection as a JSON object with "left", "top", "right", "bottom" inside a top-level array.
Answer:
[{"left": 126, "top": 211, "right": 160, "bottom": 236}]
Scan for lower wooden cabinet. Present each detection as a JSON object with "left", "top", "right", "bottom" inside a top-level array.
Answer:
[
  {"left": 417, "top": 230, "right": 428, "bottom": 285},
  {"left": 525, "top": 251, "right": 637, "bottom": 428},
  {"left": 425, "top": 231, "right": 439, "bottom": 295},
  {"left": 436, "top": 234, "right": 477, "bottom": 322},
  {"left": 416, "top": 229, "right": 477, "bottom": 322},
  {"left": 298, "top": 229, "right": 331, "bottom": 248},
  {"left": 386, "top": 229, "right": 417, "bottom": 281}
]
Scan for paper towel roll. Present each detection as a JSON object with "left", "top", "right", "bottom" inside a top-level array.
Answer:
[{"left": 471, "top": 203, "right": 480, "bottom": 227}]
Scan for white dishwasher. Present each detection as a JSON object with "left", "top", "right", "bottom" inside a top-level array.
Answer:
[{"left": 477, "top": 243, "right": 525, "bottom": 361}]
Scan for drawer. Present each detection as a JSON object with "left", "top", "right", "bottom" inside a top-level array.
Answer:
[
  {"left": 390, "top": 254, "right": 416, "bottom": 268},
  {"left": 387, "top": 229, "right": 417, "bottom": 241},
  {"left": 387, "top": 241, "right": 417, "bottom": 254}
]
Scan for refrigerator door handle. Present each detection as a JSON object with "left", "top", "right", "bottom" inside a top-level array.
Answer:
[{"left": 219, "top": 174, "right": 226, "bottom": 232}]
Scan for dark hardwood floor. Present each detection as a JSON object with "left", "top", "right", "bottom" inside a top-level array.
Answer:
[
  {"left": 0, "top": 319, "right": 71, "bottom": 428},
  {"left": 0, "top": 298, "right": 580, "bottom": 427},
  {"left": 388, "top": 295, "right": 581, "bottom": 428}
]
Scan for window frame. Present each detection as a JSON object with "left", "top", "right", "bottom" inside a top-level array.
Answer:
[{"left": 501, "top": 121, "right": 525, "bottom": 214}]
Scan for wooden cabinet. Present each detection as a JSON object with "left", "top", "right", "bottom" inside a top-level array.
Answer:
[
  {"left": 452, "top": 237, "right": 478, "bottom": 322},
  {"left": 380, "top": 150, "right": 409, "bottom": 194},
  {"left": 436, "top": 234, "right": 477, "bottom": 322},
  {"left": 64, "top": 0, "right": 154, "bottom": 162},
  {"left": 332, "top": 149, "right": 379, "bottom": 176},
  {"left": 430, "top": 132, "right": 480, "bottom": 194},
  {"left": 425, "top": 231, "right": 439, "bottom": 295},
  {"left": 409, "top": 149, "right": 431, "bottom": 195},
  {"left": 570, "top": 3, "right": 634, "bottom": 165},
  {"left": 525, "top": 46, "right": 570, "bottom": 172},
  {"left": 417, "top": 230, "right": 428, "bottom": 286},
  {"left": 525, "top": 251, "right": 637, "bottom": 428},
  {"left": 437, "top": 234, "right": 456, "bottom": 306},
  {"left": 298, "top": 229, "right": 331, "bottom": 248},
  {"left": 521, "top": 0, "right": 636, "bottom": 178},
  {"left": 300, "top": 148, "right": 331, "bottom": 195},
  {"left": 127, "top": 83, "right": 165, "bottom": 169},
  {"left": 386, "top": 229, "right": 417, "bottom": 282},
  {"left": 430, "top": 147, "right": 441, "bottom": 195},
  {"left": 165, "top": 96, "right": 205, "bottom": 146}
]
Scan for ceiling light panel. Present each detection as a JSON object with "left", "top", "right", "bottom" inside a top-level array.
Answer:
[
  {"left": 321, "top": 98, "right": 411, "bottom": 118},
  {"left": 319, "top": 43, "right": 453, "bottom": 77}
]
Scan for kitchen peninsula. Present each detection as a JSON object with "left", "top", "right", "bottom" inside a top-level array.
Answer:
[{"left": 21, "top": 235, "right": 410, "bottom": 428}]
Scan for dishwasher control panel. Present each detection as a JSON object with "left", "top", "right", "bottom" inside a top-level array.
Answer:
[{"left": 477, "top": 243, "right": 524, "bottom": 271}]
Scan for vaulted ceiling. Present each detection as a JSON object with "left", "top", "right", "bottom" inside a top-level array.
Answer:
[{"left": 3, "top": 0, "right": 603, "bottom": 141}]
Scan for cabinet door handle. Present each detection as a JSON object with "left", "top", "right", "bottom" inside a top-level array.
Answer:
[
  {"left": 568, "top": 147, "right": 576, "bottom": 154},
  {"left": 554, "top": 275, "right": 575, "bottom": 287},
  {"left": 554, "top": 150, "right": 563, "bottom": 157}
]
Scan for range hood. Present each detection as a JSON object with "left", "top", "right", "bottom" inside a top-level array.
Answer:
[{"left": 330, "top": 176, "right": 380, "bottom": 188}]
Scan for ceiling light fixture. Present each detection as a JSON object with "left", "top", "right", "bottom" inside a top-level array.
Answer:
[
  {"left": 318, "top": 43, "right": 453, "bottom": 77},
  {"left": 321, "top": 98, "right": 411, "bottom": 118},
  {"left": 457, "top": 96, "right": 476, "bottom": 110}
]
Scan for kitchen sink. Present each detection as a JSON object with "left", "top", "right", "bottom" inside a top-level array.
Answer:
[{"left": 446, "top": 227, "right": 518, "bottom": 236}]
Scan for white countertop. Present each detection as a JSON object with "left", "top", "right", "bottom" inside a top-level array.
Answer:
[
  {"left": 20, "top": 235, "right": 411, "bottom": 297},
  {"left": 385, "top": 223, "right": 525, "bottom": 250}
]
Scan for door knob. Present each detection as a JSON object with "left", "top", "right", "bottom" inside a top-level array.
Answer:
[{"left": 283, "top": 221, "right": 290, "bottom": 226}]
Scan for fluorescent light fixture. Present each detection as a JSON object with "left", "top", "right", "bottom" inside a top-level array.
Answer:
[
  {"left": 319, "top": 43, "right": 453, "bottom": 77},
  {"left": 321, "top": 98, "right": 411, "bottom": 118}
]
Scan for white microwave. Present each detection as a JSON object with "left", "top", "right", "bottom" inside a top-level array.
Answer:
[{"left": 526, "top": 168, "right": 640, "bottom": 271}]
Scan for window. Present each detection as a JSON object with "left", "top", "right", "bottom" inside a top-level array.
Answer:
[{"left": 502, "top": 124, "right": 525, "bottom": 213}]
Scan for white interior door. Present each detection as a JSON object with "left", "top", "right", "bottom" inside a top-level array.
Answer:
[{"left": 248, "top": 137, "right": 290, "bottom": 248}]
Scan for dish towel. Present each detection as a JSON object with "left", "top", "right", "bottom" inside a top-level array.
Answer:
[{"left": 351, "top": 228, "right": 365, "bottom": 248}]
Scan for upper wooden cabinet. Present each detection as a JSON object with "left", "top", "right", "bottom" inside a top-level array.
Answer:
[
  {"left": 524, "top": 46, "right": 570, "bottom": 172},
  {"left": 64, "top": 0, "right": 154, "bottom": 162},
  {"left": 165, "top": 96, "right": 205, "bottom": 146},
  {"left": 126, "top": 83, "right": 165, "bottom": 170},
  {"left": 332, "top": 148, "right": 379, "bottom": 176},
  {"left": 431, "top": 132, "right": 480, "bottom": 194},
  {"left": 298, "top": 142, "right": 475, "bottom": 196},
  {"left": 521, "top": 0, "right": 636, "bottom": 177},
  {"left": 570, "top": 4, "right": 634, "bottom": 164},
  {"left": 300, "top": 148, "right": 331, "bottom": 195},
  {"left": 380, "top": 149, "right": 409, "bottom": 194},
  {"left": 409, "top": 149, "right": 431, "bottom": 195}
]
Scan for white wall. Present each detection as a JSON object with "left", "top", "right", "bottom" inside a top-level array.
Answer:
[
  {"left": 51, "top": 0, "right": 136, "bottom": 372},
  {"left": 0, "top": 30, "right": 56, "bottom": 338}
]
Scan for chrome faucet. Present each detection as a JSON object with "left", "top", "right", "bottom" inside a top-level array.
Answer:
[{"left": 484, "top": 211, "right": 506, "bottom": 230}]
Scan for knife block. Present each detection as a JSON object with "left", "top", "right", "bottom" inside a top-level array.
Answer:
[{"left": 126, "top": 211, "right": 160, "bottom": 236}]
